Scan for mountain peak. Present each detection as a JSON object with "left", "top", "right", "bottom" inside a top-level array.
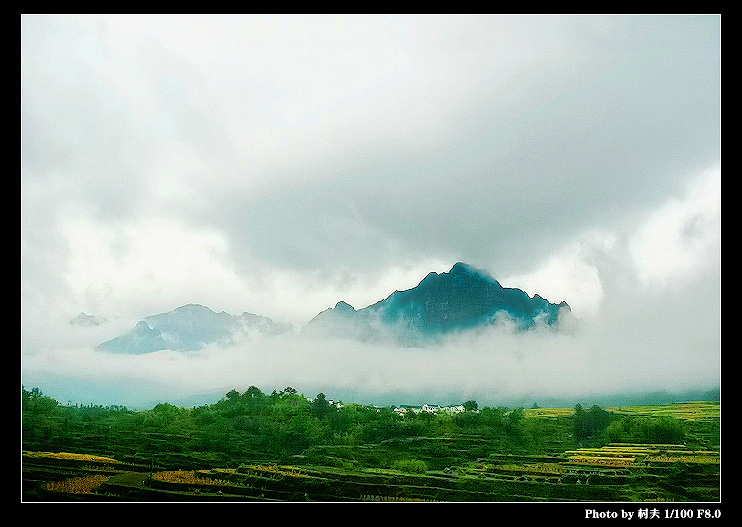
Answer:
[
  {"left": 334, "top": 301, "right": 355, "bottom": 312},
  {"left": 96, "top": 304, "right": 290, "bottom": 354},
  {"left": 450, "top": 261, "right": 474, "bottom": 273},
  {"left": 69, "top": 312, "right": 106, "bottom": 327},
  {"left": 443, "top": 262, "right": 500, "bottom": 287},
  {"left": 306, "top": 262, "right": 569, "bottom": 345},
  {"left": 172, "top": 303, "right": 213, "bottom": 313}
]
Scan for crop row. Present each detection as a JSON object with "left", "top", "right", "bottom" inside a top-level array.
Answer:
[
  {"left": 153, "top": 470, "right": 234, "bottom": 486},
  {"left": 606, "top": 402, "right": 720, "bottom": 421},
  {"left": 565, "top": 444, "right": 720, "bottom": 466},
  {"left": 24, "top": 451, "right": 118, "bottom": 463},
  {"left": 238, "top": 465, "right": 310, "bottom": 478},
  {"left": 45, "top": 475, "right": 110, "bottom": 494},
  {"left": 361, "top": 495, "right": 435, "bottom": 502},
  {"left": 495, "top": 463, "right": 566, "bottom": 475},
  {"left": 567, "top": 456, "right": 634, "bottom": 467},
  {"left": 646, "top": 455, "right": 720, "bottom": 464}
]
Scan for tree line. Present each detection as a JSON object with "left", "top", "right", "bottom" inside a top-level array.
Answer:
[{"left": 22, "top": 385, "right": 690, "bottom": 470}]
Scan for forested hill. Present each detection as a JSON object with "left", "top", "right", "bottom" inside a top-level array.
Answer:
[{"left": 22, "top": 385, "right": 717, "bottom": 474}]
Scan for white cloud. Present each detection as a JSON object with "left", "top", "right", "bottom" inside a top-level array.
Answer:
[
  {"left": 629, "top": 164, "right": 721, "bottom": 288},
  {"left": 52, "top": 205, "right": 454, "bottom": 327},
  {"left": 502, "top": 230, "right": 615, "bottom": 320},
  {"left": 500, "top": 164, "right": 720, "bottom": 321},
  {"left": 59, "top": 213, "right": 248, "bottom": 318},
  {"left": 232, "top": 257, "right": 454, "bottom": 326},
  {"left": 20, "top": 303, "right": 719, "bottom": 409}
]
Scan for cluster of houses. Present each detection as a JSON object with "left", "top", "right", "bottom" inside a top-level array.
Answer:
[
  {"left": 393, "top": 404, "right": 469, "bottom": 416},
  {"left": 320, "top": 398, "right": 473, "bottom": 417}
]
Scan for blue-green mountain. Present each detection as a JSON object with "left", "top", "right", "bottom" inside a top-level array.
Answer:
[
  {"left": 96, "top": 304, "right": 291, "bottom": 354},
  {"left": 96, "top": 263, "right": 570, "bottom": 353},
  {"left": 304, "top": 262, "right": 570, "bottom": 344}
]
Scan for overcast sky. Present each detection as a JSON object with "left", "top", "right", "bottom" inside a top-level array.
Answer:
[{"left": 21, "top": 15, "right": 720, "bottom": 408}]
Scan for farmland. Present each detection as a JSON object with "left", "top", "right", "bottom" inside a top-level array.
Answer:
[
  {"left": 22, "top": 441, "right": 720, "bottom": 502},
  {"left": 21, "top": 386, "right": 720, "bottom": 502}
]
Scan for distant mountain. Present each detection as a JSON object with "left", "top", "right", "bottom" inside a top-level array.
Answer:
[
  {"left": 96, "top": 304, "right": 291, "bottom": 354},
  {"left": 304, "top": 262, "right": 570, "bottom": 345},
  {"left": 69, "top": 312, "right": 107, "bottom": 327},
  {"left": 95, "top": 264, "right": 570, "bottom": 352}
]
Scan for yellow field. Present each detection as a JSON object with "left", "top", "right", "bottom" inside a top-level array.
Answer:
[
  {"left": 523, "top": 408, "right": 575, "bottom": 418},
  {"left": 523, "top": 401, "right": 720, "bottom": 421},
  {"left": 567, "top": 455, "right": 635, "bottom": 468},
  {"left": 45, "top": 475, "right": 110, "bottom": 494},
  {"left": 497, "top": 462, "right": 567, "bottom": 475},
  {"left": 23, "top": 451, "right": 119, "bottom": 463},
  {"left": 606, "top": 401, "right": 720, "bottom": 421},
  {"left": 564, "top": 443, "right": 720, "bottom": 467},
  {"left": 241, "top": 465, "right": 309, "bottom": 478},
  {"left": 153, "top": 470, "right": 235, "bottom": 486}
]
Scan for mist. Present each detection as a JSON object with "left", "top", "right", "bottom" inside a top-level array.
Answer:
[{"left": 21, "top": 256, "right": 719, "bottom": 410}]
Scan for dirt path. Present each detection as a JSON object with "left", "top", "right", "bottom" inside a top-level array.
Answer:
[
  {"left": 102, "top": 471, "right": 256, "bottom": 501},
  {"left": 105, "top": 470, "right": 150, "bottom": 489}
]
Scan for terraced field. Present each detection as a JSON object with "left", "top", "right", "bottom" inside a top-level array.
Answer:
[
  {"left": 524, "top": 401, "right": 721, "bottom": 421},
  {"left": 22, "top": 440, "right": 720, "bottom": 502},
  {"left": 22, "top": 400, "right": 721, "bottom": 502},
  {"left": 606, "top": 402, "right": 720, "bottom": 421}
]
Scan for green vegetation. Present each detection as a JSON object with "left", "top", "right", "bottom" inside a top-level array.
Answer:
[{"left": 21, "top": 385, "right": 720, "bottom": 502}]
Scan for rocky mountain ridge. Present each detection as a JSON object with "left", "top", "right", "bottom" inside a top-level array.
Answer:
[
  {"left": 304, "top": 262, "right": 570, "bottom": 344},
  {"left": 95, "top": 263, "right": 570, "bottom": 353}
]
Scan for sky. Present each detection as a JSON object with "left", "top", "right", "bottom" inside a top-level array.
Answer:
[{"left": 21, "top": 14, "right": 721, "bottom": 409}]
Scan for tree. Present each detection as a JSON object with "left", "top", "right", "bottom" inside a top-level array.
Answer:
[
  {"left": 506, "top": 408, "right": 525, "bottom": 436},
  {"left": 244, "top": 386, "right": 264, "bottom": 398},
  {"left": 574, "top": 404, "right": 611, "bottom": 442},
  {"left": 652, "top": 416, "right": 685, "bottom": 444},
  {"left": 311, "top": 393, "right": 331, "bottom": 420},
  {"left": 454, "top": 409, "right": 480, "bottom": 429},
  {"left": 243, "top": 386, "right": 267, "bottom": 412},
  {"left": 22, "top": 386, "right": 60, "bottom": 415},
  {"left": 479, "top": 407, "right": 506, "bottom": 429},
  {"left": 587, "top": 405, "right": 611, "bottom": 434},
  {"left": 607, "top": 415, "right": 685, "bottom": 444},
  {"left": 463, "top": 400, "right": 478, "bottom": 412}
]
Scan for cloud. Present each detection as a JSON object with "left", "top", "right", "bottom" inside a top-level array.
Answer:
[
  {"left": 501, "top": 231, "right": 615, "bottom": 320},
  {"left": 21, "top": 290, "right": 719, "bottom": 409},
  {"left": 22, "top": 16, "right": 721, "bottom": 275},
  {"left": 59, "top": 214, "right": 246, "bottom": 317},
  {"left": 23, "top": 175, "right": 721, "bottom": 408},
  {"left": 629, "top": 164, "right": 721, "bottom": 288},
  {"left": 45, "top": 205, "right": 454, "bottom": 325},
  {"left": 499, "top": 164, "right": 720, "bottom": 320}
]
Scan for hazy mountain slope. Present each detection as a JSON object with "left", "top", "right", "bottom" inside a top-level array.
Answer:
[{"left": 96, "top": 304, "right": 291, "bottom": 354}]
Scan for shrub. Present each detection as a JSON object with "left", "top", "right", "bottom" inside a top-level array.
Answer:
[{"left": 392, "top": 459, "right": 428, "bottom": 474}]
